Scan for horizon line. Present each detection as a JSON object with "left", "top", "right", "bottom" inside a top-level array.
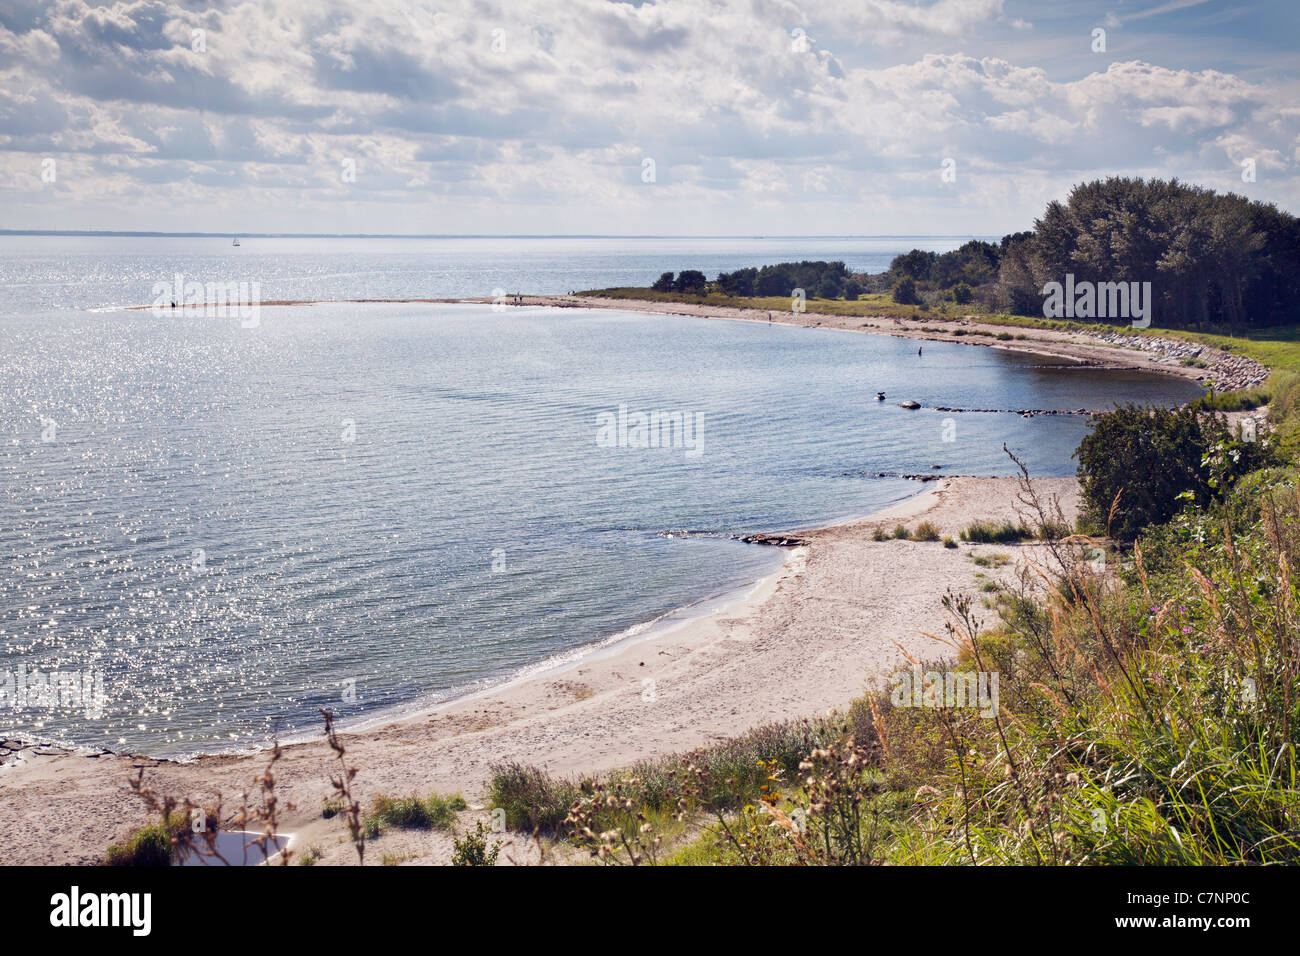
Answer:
[{"left": 0, "top": 230, "right": 999, "bottom": 240}]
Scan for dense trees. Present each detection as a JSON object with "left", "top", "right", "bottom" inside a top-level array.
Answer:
[
  {"left": 716, "top": 260, "right": 849, "bottom": 298},
  {"left": 638, "top": 179, "right": 1298, "bottom": 324},
  {"left": 999, "top": 178, "right": 1300, "bottom": 329}
]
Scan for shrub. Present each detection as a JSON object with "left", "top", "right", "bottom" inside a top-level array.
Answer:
[
  {"left": 892, "top": 276, "right": 920, "bottom": 305},
  {"left": 105, "top": 812, "right": 189, "bottom": 866},
  {"left": 488, "top": 762, "right": 584, "bottom": 835},
  {"left": 297, "top": 845, "right": 323, "bottom": 866},
  {"left": 651, "top": 271, "right": 675, "bottom": 292},
  {"left": 959, "top": 520, "right": 1032, "bottom": 544},
  {"left": 942, "top": 536, "right": 957, "bottom": 548},
  {"left": 105, "top": 823, "right": 177, "bottom": 867},
  {"left": 951, "top": 282, "right": 973, "bottom": 304},
  {"left": 815, "top": 278, "right": 843, "bottom": 300},
  {"left": 452, "top": 821, "right": 503, "bottom": 866},
  {"left": 913, "top": 521, "right": 941, "bottom": 541},
  {"left": 1074, "top": 404, "right": 1273, "bottom": 539},
  {"left": 844, "top": 281, "right": 862, "bottom": 301},
  {"left": 364, "top": 792, "right": 467, "bottom": 833},
  {"left": 891, "top": 524, "right": 911, "bottom": 540}
]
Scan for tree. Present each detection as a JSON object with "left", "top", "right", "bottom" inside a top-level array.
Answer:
[
  {"left": 815, "top": 277, "right": 843, "bottom": 300},
  {"left": 1002, "top": 177, "right": 1300, "bottom": 329},
  {"left": 674, "top": 270, "right": 707, "bottom": 294},
  {"left": 951, "top": 282, "right": 973, "bottom": 304},
  {"left": 890, "top": 250, "right": 935, "bottom": 281},
  {"left": 755, "top": 267, "right": 795, "bottom": 297},
  {"left": 716, "top": 267, "right": 756, "bottom": 297},
  {"left": 892, "top": 276, "right": 919, "bottom": 305},
  {"left": 651, "top": 272, "right": 675, "bottom": 292},
  {"left": 843, "top": 280, "right": 862, "bottom": 301}
]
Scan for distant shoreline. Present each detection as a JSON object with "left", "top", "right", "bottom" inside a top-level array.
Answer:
[
  {"left": 125, "top": 293, "right": 1259, "bottom": 391},
  {"left": 506, "top": 294, "right": 1256, "bottom": 390}
]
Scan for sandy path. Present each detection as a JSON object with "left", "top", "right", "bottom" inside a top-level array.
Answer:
[{"left": 0, "top": 475, "right": 1076, "bottom": 865}]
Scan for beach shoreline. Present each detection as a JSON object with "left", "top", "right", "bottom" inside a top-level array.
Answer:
[{"left": 0, "top": 474, "right": 1078, "bottom": 865}]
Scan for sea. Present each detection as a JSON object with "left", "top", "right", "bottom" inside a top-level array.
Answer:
[{"left": 0, "top": 235, "right": 1203, "bottom": 756}]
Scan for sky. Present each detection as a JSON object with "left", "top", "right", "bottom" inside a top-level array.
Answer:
[{"left": 1, "top": 0, "right": 1297, "bottom": 235}]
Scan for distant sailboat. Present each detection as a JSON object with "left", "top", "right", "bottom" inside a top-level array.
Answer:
[{"left": 232, "top": 237, "right": 241, "bottom": 247}]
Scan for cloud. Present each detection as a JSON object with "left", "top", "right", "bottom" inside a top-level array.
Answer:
[{"left": 0, "top": 0, "right": 1295, "bottom": 234}]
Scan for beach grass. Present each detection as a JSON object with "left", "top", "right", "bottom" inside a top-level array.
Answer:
[
  {"left": 363, "top": 792, "right": 467, "bottom": 833},
  {"left": 104, "top": 813, "right": 188, "bottom": 866}
]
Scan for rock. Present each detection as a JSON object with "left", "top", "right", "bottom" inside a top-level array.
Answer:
[
  {"left": 898, "top": 400, "right": 921, "bottom": 409},
  {"left": 741, "top": 533, "right": 809, "bottom": 547}
]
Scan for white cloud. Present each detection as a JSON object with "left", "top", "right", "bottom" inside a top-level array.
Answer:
[{"left": 0, "top": 0, "right": 1295, "bottom": 234}]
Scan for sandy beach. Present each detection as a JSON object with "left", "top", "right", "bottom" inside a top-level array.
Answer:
[{"left": 0, "top": 472, "right": 1078, "bottom": 865}]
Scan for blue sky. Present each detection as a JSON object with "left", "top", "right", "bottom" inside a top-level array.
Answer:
[{"left": 1, "top": 0, "right": 1296, "bottom": 234}]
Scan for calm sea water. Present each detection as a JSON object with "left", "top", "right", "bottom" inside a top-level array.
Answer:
[{"left": 0, "top": 237, "right": 1203, "bottom": 757}]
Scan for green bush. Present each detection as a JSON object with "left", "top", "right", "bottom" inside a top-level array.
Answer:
[
  {"left": 1075, "top": 404, "right": 1208, "bottom": 539},
  {"left": 104, "top": 812, "right": 189, "bottom": 866},
  {"left": 364, "top": 792, "right": 467, "bottom": 833},
  {"left": 452, "top": 821, "right": 503, "bottom": 866},
  {"left": 892, "top": 276, "right": 920, "bottom": 305},
  {"left": 488, "top": 763, "right": 584, "bottom": 834}
]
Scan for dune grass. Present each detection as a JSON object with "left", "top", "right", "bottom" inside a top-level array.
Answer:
[{"left": 363, "top": 792, "right": 467, "bottom": 835}]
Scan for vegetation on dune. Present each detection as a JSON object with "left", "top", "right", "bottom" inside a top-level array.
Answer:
[
  {"left": 104, "top": 813, "right": 190, "bottom": 866},
  {"left": 363, "top": 792, "right": 467, "bottom": 836}
]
